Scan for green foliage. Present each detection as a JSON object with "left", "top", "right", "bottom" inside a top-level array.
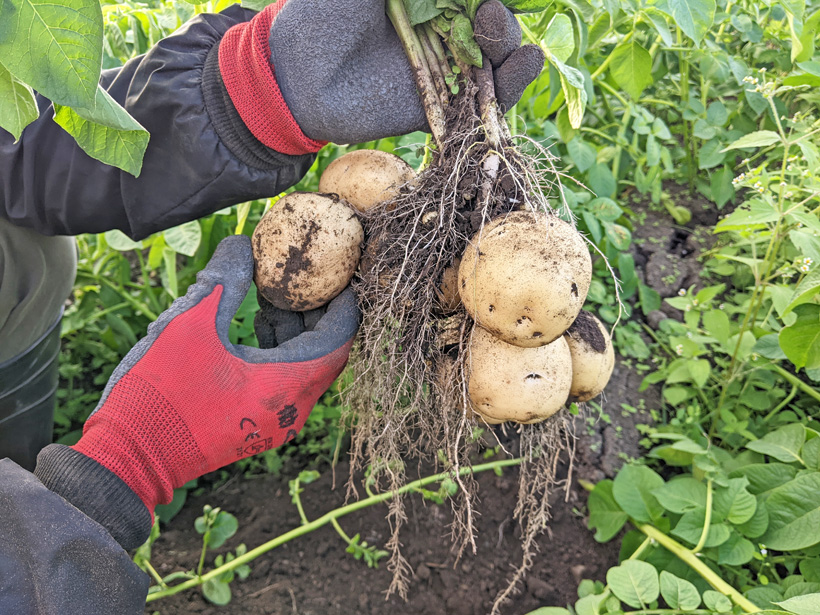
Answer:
[
  {"left": 0, "top": 63, "right": 38, "bottom": 141},
  {"left": 140, "top": 504, "right": 250, "bottom": 605},
  {"left": 195, "top": 505, "right": 239, "bottom": 550},
  {"left": 532, "top": 422, "right": 820, "bottom": 615}
]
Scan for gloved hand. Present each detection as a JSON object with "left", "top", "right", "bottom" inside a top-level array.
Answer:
[
  {"left": 219, "top": 0, "right": 545, "bottom": 146},
  {"left": 70, "top": 236, "right": 358, "bottom": 522}
]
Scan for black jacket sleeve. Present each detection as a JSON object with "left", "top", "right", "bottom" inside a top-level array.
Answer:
[
  {"left": 0, "top": 459, "right": 149, "bottom": 615},
  {"left": 0, "top": 6, "right": 315, "bottom": 240}
]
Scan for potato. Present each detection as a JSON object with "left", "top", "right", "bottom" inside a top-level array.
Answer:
[
  {"left": 252, "top": 192, "right": 363, "bottom": 311},
  {"left": 564, "top": 311, "right": 615, "bottom": 403},
  {"left": 458, "top": 211, "right": 591, "bottom": 347},
  {"left": 467, "top": 326, "right": 572, "bottom": 424},
  {"left": 319, "top": 150, "right": 416, "bottom": 212},
  {"left": 435, "top": 258, "right": 461, "bottom": 313}
]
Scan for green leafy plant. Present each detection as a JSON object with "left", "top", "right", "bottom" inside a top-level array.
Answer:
[
  {"left": 526, "top": 420, "right": 820, "bottom": 615},
  {"left": 135, "top": 504, "right": 250, "bottom": 606}
]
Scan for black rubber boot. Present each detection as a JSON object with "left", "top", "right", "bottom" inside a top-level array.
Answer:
[{"left": 0, "top": 314, "right": 61, "bottom": 471}]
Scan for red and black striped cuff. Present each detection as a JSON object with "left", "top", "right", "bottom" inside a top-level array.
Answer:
[{"left": 218, "top": 1, "right": 327, "bottom": 156}]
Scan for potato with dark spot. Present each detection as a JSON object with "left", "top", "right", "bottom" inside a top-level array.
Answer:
[
  {"left": 319, "top": 150, "right": 416, "bottom": 212},
  {"left": 252, "top": 192, "right": 363, "bottom": 311},
  {"left": 458, "top": 211, "right": 592, "bottom": 347},
  {"left": 467, "top": 326, "right": 572, "bottom": 424},
  {"left": 564, "top": 311, "right": 615, "bottom": 402}
]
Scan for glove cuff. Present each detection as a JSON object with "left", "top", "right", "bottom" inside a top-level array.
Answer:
[
  {"left": 218, "top": 2, "right": 327, "bottom": 156},
  {"left": 34, "top": 444, "right": 152, "bottom": 551}
]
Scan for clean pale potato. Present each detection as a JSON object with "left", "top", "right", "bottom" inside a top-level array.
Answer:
[
  {"left": 458, "top": 211, "right": 592, "bottom": 347},
  {"left": 467, "top": 326, "right": 572, "bottom": 424},
  {"left": 564, "top": 311, "right": 615, "bottom": 403},
  {"left": 319, "top": 150, "right": 416, "bottom": 212},
  {"left": 252, "top": 192, "right": 363, "bottom": 311}
]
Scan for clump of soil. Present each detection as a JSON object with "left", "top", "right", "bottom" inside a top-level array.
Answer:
[{"left": 565, "top": 311, "right": 606, "bottom": 354}]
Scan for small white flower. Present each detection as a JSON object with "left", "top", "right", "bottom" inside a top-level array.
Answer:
[
  {"left": 675, "top": 344, "right": 684, "bottom": 355},
  {"left": 780, "top": 181, "right": 787, "bottom": 187},
  {"left": 719, "top": 303, "right": 725, "bottom": 310},
  {"left": 678, "top": 289, "right": 686, "bottom": 296},
  {"left": 687, "top": 332, "right": 694, "bottom": 339},
  {"left": 801, "top": 264, "right": 810, "bottom": 273},
  {"left": 685, "top": 305, "right": 692, "bottom": 312},
  {"left": 804, "top": 257, "right": 813, "bottom": 265},
  {"left": 785, "top": 191, "right": 793, "bottom": 198},
  {"left": 692, "top": 299, "right": 699, "bottom": 306}
]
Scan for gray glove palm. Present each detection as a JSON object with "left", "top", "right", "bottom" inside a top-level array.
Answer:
[{"left": 269, "top": 0, "right": 545, "bottom": 144}]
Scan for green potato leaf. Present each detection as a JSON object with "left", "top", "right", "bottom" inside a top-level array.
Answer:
[
  {"left": 729, "top": 464, "right": 798, "bottom": 497},
  {"left": 721, "top": 130, "right": 782, "bottom": 151},
  {"left": 53, "top": 85, "right": 149, "bottom": 177},
  {"left": 608, "top": 40, "right": 653, "bottom": 100},
  {"left": 403, "top": 0, "right": 442, "bottom": 25},
  {"left": 775, "top": 594, "right": 820, "bottom": 615},
  {"left": 0, "top": 61, "right": 38, "bottom": 141},
  {"left": 746, "top": 424, "right": 806, "bottom": 464},
  {"left": 716, "top": 531, "right": 756, "bottom": 565},
  {"left": 779, "top": 305, "right": 820, "bottom": 371},
  {"left": 607, "top": 560, "right": 660, "bottom": 609},
  {"left": 588, "top": 480, "right": 629, "bottom": 542},
  {"left": 652, "top": 477, "right": 707, "bottom": 514},
  {"left": 0, "top": 0, "right": 103, "bottom": 109},
  {"left": 447, "top": 14, "right": 483, "bottom": 67},
  {"left": 660, "top": 571, "right": 701, "bottom": 610},
  {"left": 654, "top": 0, "right": 715, "bottom": 44},
  {"left": 503, "top": 0, "right": 553, "bottom": 12},
  {"left": 761, "top": 472, "right": 820, "bottom": 550},
  {"left": 613, "top": 464, "right": 665, "bottom": 523},
  {"left": 544, "top": 13, "right": 575, "bottom": 63}
]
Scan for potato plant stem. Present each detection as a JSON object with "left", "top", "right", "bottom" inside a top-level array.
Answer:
[
  {"left": 145, "top": 457, "right": 524, "bottom": 602},
  {"left": 422, "top": 23, "right": 453, "bottom": 83},
  {"left": 771, "top": 364, "right": 820, "bottom": 404},
  {"left": 416, "top": 25, "right": 450, "bottom": 106},
  {"left": 386, "top": 0, "right": 446, "bottom": 148},
  {"left": 476, "top": 56, "right": 503, "bottom": 149},
  {"left": 636, "top": 524, "right": 759, "bottom": 613},
  {"left": 691, "top": 479, "right": 712, "bottom": 554}
]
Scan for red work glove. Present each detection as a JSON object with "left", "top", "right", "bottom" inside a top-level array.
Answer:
[{"left": 71, "top": 235, "right": 358, "bottom": 521}]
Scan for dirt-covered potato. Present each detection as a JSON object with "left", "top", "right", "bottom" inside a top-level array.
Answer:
[
  {"left": 435, "top": 258, "right": 461, "bottom": 313},
  {"left": 467, "top": 326, "right": 572, "bottom": 424},
  {"left": 458, "top": 211, "right": 592, "bottom": 347},
  {"left": 252, "top": 192, "right": 363, "bottom": 311},
  {"left": 319, "top": 150, "right": 416, "bottom": 212},
  {"left": 564, "top": 311, "right": 615, "bottom": 403}
]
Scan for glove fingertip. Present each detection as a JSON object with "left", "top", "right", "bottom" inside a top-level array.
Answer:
[
  {"left": 495, "top": 44, "right": 546, "bottom": 111},
  {"left": 475, "top": 0, "right": 522, "bottom": 68}
]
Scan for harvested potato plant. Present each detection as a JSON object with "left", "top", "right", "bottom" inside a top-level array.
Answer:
[
  {"left": 342, "top": 2, "right": 603, "bottom": 611},
  {"left": 252, "top": 192, "right": 363, "bottom": 311}
]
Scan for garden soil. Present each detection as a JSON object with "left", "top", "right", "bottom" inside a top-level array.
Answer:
[
  {"left": 144, "top": 184, "right": 710, "bottom": 615},
  {"left": 145, "top": 360, "right": 655, "bottom": 615}
]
